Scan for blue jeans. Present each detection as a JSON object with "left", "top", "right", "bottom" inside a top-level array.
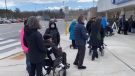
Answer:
[
  {"left": 25, "top": 53, "right": 30, "bottom": 71},
  {"left": 131, "top": 28, "right": 134, "bottom": 33}
]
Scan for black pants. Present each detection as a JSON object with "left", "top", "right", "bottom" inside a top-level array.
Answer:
[
  {"left": 72, "top": 40, "right": 76, "bottom": 48},
  {"left": 29, "top": 62, "right": 43, "bottom": 76},
  {"left": 118, "top": 26, "right": 122, "bottom": 34},
  {"left": 92, "top": 46, "right": 98, "bottom": 59},
  {"left": 124, "top": 25, "right": 129, "bottom": 34},
  {"left": 74, "top": 46, "right": 86, "bottom": 67}
]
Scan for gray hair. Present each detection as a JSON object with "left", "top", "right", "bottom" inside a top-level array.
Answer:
[
  {"left": 27, "top": 16, "right": 41, "bottom": 29},
  {"left": 77, "top": 15, "right": 84, "bottom": 23},
  {"left": 95, "top": 17, "right": 102, "bottom": 23}
]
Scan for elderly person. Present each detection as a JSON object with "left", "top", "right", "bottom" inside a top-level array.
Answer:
[
  {"left": 69, "top": 19, "right": 77, "bottom": 49},
  {"left": 23, "top": 16, "right": 47, "bottom": 76},
  {"left": 73, "top": 16, "right": 88, "bottom": 69},
  {"left": 89, "top": 17, "right": 104, "bottom": 61}
]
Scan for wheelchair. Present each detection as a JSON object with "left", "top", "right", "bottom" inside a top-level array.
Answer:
[
  {"left": 89, "top": 43, "right": 107, "bottom": 56},
  {"left": 43, "top": 47, "right": 70, "bottom": 76}
]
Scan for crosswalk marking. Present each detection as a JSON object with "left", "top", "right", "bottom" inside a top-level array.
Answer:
[
  {"left": 0, "top": 39, "right": 15, "bottom": 45},
  {"left": 0, "top": 42, "right": 21, "bottom": 51}
]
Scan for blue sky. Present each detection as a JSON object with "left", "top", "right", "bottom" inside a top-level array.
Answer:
[{"left": 0, "top": 0, "right": 98, "bottom": 11}]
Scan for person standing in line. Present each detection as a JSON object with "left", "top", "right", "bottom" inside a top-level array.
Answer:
[
  {"left": 21, "top": 19, "right": 30, "bottom": 73},
  {"left": 89, "top": 17, "right": 104, "bottom": 61},
  {"left": 118, "top": 17, "right": 123, "bottom": 34},
  {"left": 23, "top": 16, "right": 47, "bottom": 76},
  {"left": 101, "top": 16, "right": 107, "bottom": 30},
  {"left": 132, "top": 19, "right": 135, "bottom": 33},
  {"left": 128, "top": 15, "right": 133, "bottom": 32},
  {"left": 86, "top": 17, "right": 94, "bottom": 34},
  {"left": 44, "top": 21, "right": 60, "bottom": 46},
  {"left": 73, "top": 16, "right": 88, "bottom": 69},
  {"left": 124, "top": 19, "right": 129, "bottom": 35},
  {"left": 69, "top": 19, "right": 77, "bottom": 49}
]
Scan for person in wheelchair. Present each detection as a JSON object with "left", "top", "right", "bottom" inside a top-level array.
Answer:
[
  {"left": 43, "top": 34, "right": 63, "bottom": 74},
  {"left": 43, "top": 34, "right": 69, "bottom": 76},
  {"left": 105, "top": 22, "right": 114, "bottom": 36}
]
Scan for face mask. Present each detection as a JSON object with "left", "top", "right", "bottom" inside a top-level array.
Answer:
[{"left": 51, "top": 25, "right": 55, "bottom": 28}]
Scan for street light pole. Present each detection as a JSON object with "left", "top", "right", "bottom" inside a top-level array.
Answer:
[{"left": 5, "top": 0, "right": 8, "bottom": 19}]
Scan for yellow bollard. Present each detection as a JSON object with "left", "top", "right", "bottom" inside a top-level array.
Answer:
[{"left": 65, "top": 23, "right": 68, "bottom": 36}]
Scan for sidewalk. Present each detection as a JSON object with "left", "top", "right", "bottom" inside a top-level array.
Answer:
[{"left": 0, "top": 33, "right": 135, "bottom": 76}]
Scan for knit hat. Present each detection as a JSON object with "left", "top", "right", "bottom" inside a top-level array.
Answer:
[{"left": 43, "top": 34, "right": 52, "bottom": 40}]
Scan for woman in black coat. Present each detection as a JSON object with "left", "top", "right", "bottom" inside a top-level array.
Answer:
[
  {"left": 23, "top": 16, "right": 47, "bottom": 76},
  {"left": 44, "top": 21, "right": 60, "bottom": 46},
  {"left": 89, "top": 17, "right": 104, "bottom": 61}
]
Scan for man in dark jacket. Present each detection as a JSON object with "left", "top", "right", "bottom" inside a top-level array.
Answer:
[
  {"left": 124, "top": 19, "right": 129, "bottom": 35},
  {"left": 118, "top": 18, "right": 122, "bottom": 34},
  {"left": 73, "top": 16, "right": 88, "bottom": 69},
  {"left": 89, "top": 17, "right": 104, "bottom": 61}
]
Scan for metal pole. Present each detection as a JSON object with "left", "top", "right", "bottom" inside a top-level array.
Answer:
[
  {"left": 5, "top": 0, "right": 8, "bottom": 19},
  {"left": 35, "top": 4, "right": 36, "bottom": 16},
  {"left": 43, "top": 4, "right": 44, "bottom": 17}
]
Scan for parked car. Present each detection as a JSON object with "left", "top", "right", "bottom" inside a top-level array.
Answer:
[
  {"left": 18, "top": 20, "right": 24, "bottom": 22},
  {"left": 9, "top": 20, "right": 15, "bottom": 23},
  {"left": 0, "top": 20, "right": 4, "bottom": 24},
  {"left": 15, "top": 20, "right": 20, "bottom": 23},
  {"left": 44, "top": 18, "right": 50, "bottom": 21},
  {"left": 4, "top": 20, "right": 11, "bottom": 24}
]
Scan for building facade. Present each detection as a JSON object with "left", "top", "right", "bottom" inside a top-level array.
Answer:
[{"left": 97, "top": 0, "right": 135, "bottom": 20}]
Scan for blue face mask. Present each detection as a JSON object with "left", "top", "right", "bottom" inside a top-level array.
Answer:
[{"left": 51, "top": 25, "right": 55, "bottom": 28}]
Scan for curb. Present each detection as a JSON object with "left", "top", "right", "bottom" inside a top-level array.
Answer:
[{"left": 0, "top": 48, "right": 23, "bottom": 60}]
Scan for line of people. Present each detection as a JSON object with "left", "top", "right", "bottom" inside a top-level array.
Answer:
[
  {"left": 20, "top": 16, "right": 60, "bottom": 76},
  {"left": 69, "top": 16, "right": 106, "bottom": 70},
  {"left": 118, "top": 15, "right": 135, "bottom": 35}
]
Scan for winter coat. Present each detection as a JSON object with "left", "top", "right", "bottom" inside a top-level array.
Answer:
[
  {"left": 69, "top": 21, "right": 77, "bottom": 40},
  {"left": 132, "top": 21, "right": 135, "bottom": 29},
  {"left": 20, "top": 26, "right": 28, "bottom": 52},
  {"left": 74, "top": 22, "right": 88, "bottom": 46},
  {"left": 89, "top": 21, "right": 104, "bottom": 47},
  {"left": 44, "top": 22, "right": 60, "bottom": 46},
  {"left": 101, "top": 17, "right": 107, "bottom": 29},
  {"left": 44, "top": 39, "right": 62, "bottom": 57},
  {"left": 23, "top": 25, "right": 47, "bottom": 64},
  {"left": 86, "top": 20, "right": 94, "bottom": 34}
]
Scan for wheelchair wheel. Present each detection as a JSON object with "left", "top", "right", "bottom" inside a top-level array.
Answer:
[{"left": 63, "top": 70, "right": 66, "bottom": 76}]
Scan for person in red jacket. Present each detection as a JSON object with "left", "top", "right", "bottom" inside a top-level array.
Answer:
[{"left": 20, "top": 19, "right": 30, "bottom": 73}]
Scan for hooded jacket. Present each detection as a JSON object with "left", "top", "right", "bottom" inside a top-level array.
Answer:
[
  {"left": 69, "top": 21, "right": 77, "bottom": 40},
  {"left": 101, "top": 17, "right": 107, "bottom": 29},
  {"left": 23, "top": 25, "right": 47, "bottom": 63},
  {"left": 44, "top": 22, "right": 60, "bottom": 46}
]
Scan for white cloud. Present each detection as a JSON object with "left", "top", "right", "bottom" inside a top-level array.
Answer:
[
  {"left": 46, "top": 6, "right": 63, "bottom": 10},
  {"left": 0, "top": 0, "right": 98, "bottom": 7},
  {"left": 77, "top": 0, "right": 98, "bottom": 2}
]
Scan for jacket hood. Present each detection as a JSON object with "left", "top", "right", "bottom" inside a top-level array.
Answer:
[
  {"left": 49, "top": 21, "right": 57, "bottom": 29},
  {"left": 24, "top": 25, "right": 37, "bottom": 36},
  {"left": 71, "top": 21, "right": 77, "bottom": 25},
  {"left": 44, "top": 39, "right": 55, "bottom": 47}
]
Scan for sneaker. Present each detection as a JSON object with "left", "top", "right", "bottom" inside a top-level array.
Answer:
[{"left": 78, "top": 66, "right": 86, "bottom": 69}]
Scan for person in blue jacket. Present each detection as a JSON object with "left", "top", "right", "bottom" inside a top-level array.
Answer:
[
  {"left": 69, "top": 20, "right": 77, "bottom": 49},
  {"left": 101, "top": 16, "right": 107, "bottom": 29}
]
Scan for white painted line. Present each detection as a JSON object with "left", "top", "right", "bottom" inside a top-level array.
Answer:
[
  {"left": 0, "top": 48, "right": 22, "bottom": 59},
  {"left": 0, "top": 42, "right": 21, "bottom": 51},
  {"left": 0, "top": 39, "right": 15, "bottom": 45}
]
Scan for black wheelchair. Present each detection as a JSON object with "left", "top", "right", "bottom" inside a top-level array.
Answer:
[{"left": 43, "top": 48, "right": 70, "bottom": 76}]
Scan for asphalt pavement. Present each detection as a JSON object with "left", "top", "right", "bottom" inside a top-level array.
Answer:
[{"left": 0, "top": 21, "right": 66, "bottom": 54}]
